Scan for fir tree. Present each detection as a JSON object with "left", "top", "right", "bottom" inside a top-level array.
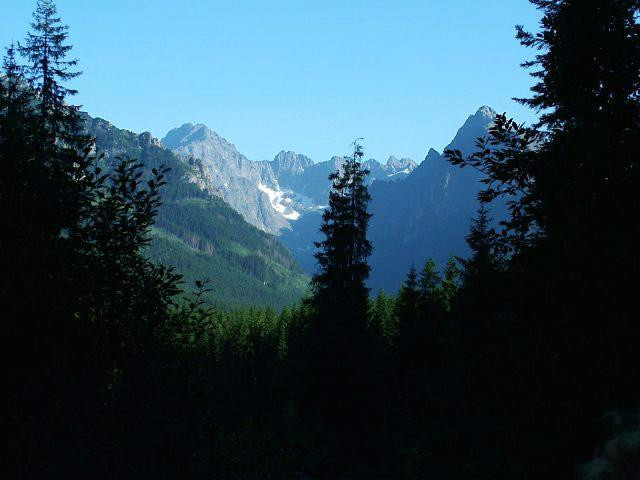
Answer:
[
  {"left": 3, "top": 0, "right": 99, "bottom": 340},
  {"left": 19, "top": 0, "right": 88, "bottom": 151},
  {"left": 439, "top": 257, "right": 460, "bottom": 314},
  {"left": 371, "top": 289, "right": 395, "bottom": 347},
  {"left": 444, "top": 1, "right": 640, "bottom": 476},
  {"left": 418, "top": 258, "right": 440, "bottom": 299},
  {"left": 395, "top": 266, "right": 421, "bottom": 344},
  {"left": 458, "top": 205, "right": 501, "bottom": 287},
  {"left": 456, "top": 205, "right": 505, "bottom": 329},
  {"left": 0, "top": 43, "right": 37, "bottom": 204},
  {"left": 18, "top": 0, "right": 94, "bottom": 243},
  {"left": 307, "top": 138, "right": 373, "bottom": 428},
  {"left": 4, "top": 4, "right": 185, "bottom": 474},
  {"left": 418, "top": 258, "right": 442, "bottom": 316},
  {"left": 0, "top": 43, "right": 33, "bottom": 125},
  {"left": 0, "top": 44, "right": 39, "bottom": 321},
  {"left": 447, "top": 1, "right": 640, "bottom": 260},
  {"left": 312, "top": 138, "right": 372, "bottom": 328}
]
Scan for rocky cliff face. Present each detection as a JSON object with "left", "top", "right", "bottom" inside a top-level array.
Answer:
[
  {"left": 163, "top": 123, "right": 293, "bottom": 233},
  {"left": 162, "top": 124, "right": 417, "bottom": 234},
  {"left": 364, "top": 156, "right": 418, "bottom": 183},
  {"left": 270, "top": 151, "right": 314, "bottom": 184}
]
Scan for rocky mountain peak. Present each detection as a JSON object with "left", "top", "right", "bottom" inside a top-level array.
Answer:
[
  {"left": 161, "top": 123, "right": 195, "bottom": 149},
  {"left": 161, "top": 123, "right": 292, "bottom": 234},
  {"left": 386, "top": 155, "right": 400, "bottom": 168},
  {"left": 445, "top": 105, "right": 497, "bottom": 156},
  {"left": 386, "top": 155, "right": 417, "bottom": 171},
  {"left": 477, "top": 105, "right": 497, "bottom": 119},
  {"left": 162, "top": 123, "right": 238, "bottom": 154},
  {"left": 424, "top": 148, "right": 441, "bottom": 162},
  {"left": 158, "top": 106, "right": 496, "bottom": 240},
  {"left": 138, "top": 131, "right": 161, "bottom": 148},
  {"left": 271, "top": 151, "right": 314, "bottom": 176}
]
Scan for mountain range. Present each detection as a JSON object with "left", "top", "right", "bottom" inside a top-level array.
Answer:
[
  {"left": 82, "top": 105, "right": 499, "bottom": 305},
  {"left": 160, "top": 106, "right": 500, "bottom": 292},
  {"left": 84, "top": 114, "right": 309, "bottom": 309},
  {"left": 161, "top": 124, "right": 418, "bottom": 234},
  {"left": 367, "top": 106, "right": 506, "bottom": 291},
  {"left": 277, "top": 106, "right": 502, "bottom": 291}
]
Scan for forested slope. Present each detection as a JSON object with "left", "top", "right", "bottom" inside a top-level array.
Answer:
[{"left": 86, "top": 115, "right": 308, "bottom": 308}]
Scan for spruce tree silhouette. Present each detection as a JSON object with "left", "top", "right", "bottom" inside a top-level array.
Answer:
[
  {"left": 313, "top": 139, "right": 372, "bottom": 318},
  {"left": 305, "top": 139, "right": 374, "bottom": 466},
  {"left": 395, "top": 266, "right": 422, "bottom": 368},
  {"left": 18, "top": 0, "right": 94, "bottom": 236},
  {"left": 456, "top": 205, "right": 505, "bottom": 324},
  {"left": 445, "top": 0, "right": 640, "bottom": 476},
  {"left": 417, "top": 258, "right": 443, "bottom": 326},
  {"left": 3, "top": 2, "right": 183, "bottom": 476}
]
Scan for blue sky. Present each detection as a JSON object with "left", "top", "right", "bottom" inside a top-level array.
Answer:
[{"left": 2, "top": 0, "right": 541, "bottom": 163}]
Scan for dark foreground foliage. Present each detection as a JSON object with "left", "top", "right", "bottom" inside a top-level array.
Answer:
[{"left": 3, "top": 0, "right": 640, "bottom": 479}]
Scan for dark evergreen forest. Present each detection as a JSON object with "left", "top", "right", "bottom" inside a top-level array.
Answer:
[{"left": 3, "top": 0, "right": 639, "bottom": 478}]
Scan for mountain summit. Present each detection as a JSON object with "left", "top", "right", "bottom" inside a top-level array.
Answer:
[
  {"left": 162, "top": 124, "right": 418, "bottom": 234},
  {"left": 365, "top": 105, "right": 501, "bottom": 290},
  {"left": 162, "top": 124, "right": 291, "bottom": 233},
  {"left": 162, "top": 107, "right": 500, "bottom": 291},
  {"left": 280, "top": 106, "right": 503, "bottom": 290},
  {"left": 85, "top": 115, "right": 308, "bottom": 308}
]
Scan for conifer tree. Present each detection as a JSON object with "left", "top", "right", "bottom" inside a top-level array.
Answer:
[
  {"left": 418, "top": 259, "right": 440, "bottom": 298},
  {"left": 456, "top": 205, "right": 505, "bottom": 327},
  {"left": 19, "top": 0, "right": 88, "bottom": 151},
  {"left": 447, "top": 1, "right": 640, "bottom": 261},
  {"left": 439, "top": 257, "right": 460, "bottom": 314},
  {"left": 4, "top": 4, "right": 187, "bottom": 474},
  {"left": 395, "top": 266, "right": 421, "bottom": 342},
  {"left": 444, "top": 1, "right": 640, "bottom": 476},
  {"left": 458, "top": 205, "right": 501, "bottom": 287},
  {"left": 371, "top": 289, "right": 395, "bottom": 347},
  {"left": 3, "top": 0, "right": 99, "bottom": 341},
  {"left": 18, "top": 0, "right": 94, "bottom": 241},
  {"left": 312, "top": 139, "right": 372, "bottom": 329},
  {"left": 308, "top": 139, "right": 373, "bottom": 425},
  {"left": 0, "top": 43, "right": 37, "bottom": 207},
  {"left": 418, "top": 258, "right": 442, "bottom": 316},
  {"left": 0, "top": 43, "right": 33, "bottom": 126},
  {"left": 0, "top": 44, "right": 40, "bottom": 322}
]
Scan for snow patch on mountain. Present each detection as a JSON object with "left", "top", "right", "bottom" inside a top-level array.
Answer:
[
  {"left": 387, "top": 168, "right": 412, "bottom": 178},
  {"left": 257, "top": 183, "right": 301, "bottom": 221}
]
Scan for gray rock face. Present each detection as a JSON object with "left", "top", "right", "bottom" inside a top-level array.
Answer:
[
  {"left": 162, "top": 124, "right": 415, "bottom": 234},
  {"left": 139, "top": 131, "right": 162, "bottom": 148},
  {"left": 270, "top": 151, "right": 314, "bottom": 179},
  {"left": 364, "top": 156, "right": 418, "bottom": 183},
  {"left": 162, "top": 123, "right": 291, "bottom": 234},
  {"left": 387, "top": 155, "right": 416, "bottom": 171}
]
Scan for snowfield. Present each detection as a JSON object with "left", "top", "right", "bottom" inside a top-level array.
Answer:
[{"left": 257, "top": 183, "right": 301, "bottom": 221}]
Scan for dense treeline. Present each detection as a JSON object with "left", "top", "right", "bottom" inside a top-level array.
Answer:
[{"left": 3, "top": 0, "right": 639, "bottom": 479}]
